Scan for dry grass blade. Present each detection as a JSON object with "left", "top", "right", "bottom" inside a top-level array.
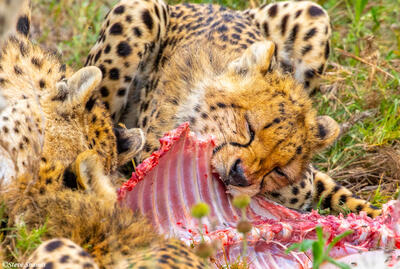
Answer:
[
  {"left": 339, "top": 110, "right": 376, "bottom": 137},
  {"left": 249, "top": 0, "right": 260, "bottom": 9},
  {"left": 333, "top": 144, "right": 400, "bottom": 199},
  {"left": 335, "top": 48, "right": 395, "bottom": 79}
]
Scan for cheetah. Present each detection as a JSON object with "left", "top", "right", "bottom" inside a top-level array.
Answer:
[
  {"left": 0, "top": 29, "right": 142, "bottom": 192},
  {"left": 0, "top": 2, "right": 205, "bottom": 268},
  {"left": 24, "top": 237, "right": 203, "bottom": 269},
  {"left": 86, "top": 0, "right": 381, "bottom": 217},
  {"left": 0, "top": 0, "right": 27, "bottom": 45}
]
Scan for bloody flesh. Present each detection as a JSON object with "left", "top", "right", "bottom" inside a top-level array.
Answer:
[{"left": 119, "top": 123, "right": 400, "bottom": 268}]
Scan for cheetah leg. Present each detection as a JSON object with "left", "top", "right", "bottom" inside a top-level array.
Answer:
[
  {"left": 264, "top": 165, "right": 315, "bottom": 212},
  {"left": 313, "top": 170, "right": 382, "bottom": 218},
  {"left": 244, "top": 1, "right": 331, "bottom": 93},
  {"left": 86, "top": 0, "right": 169, "bottom": 122},
  {"left": 36, "top": 152, "right": 117, "bottom": 200},
  {"left": 73, "top": 150, "right": 117, "bottom": 202},
  {"left": 24, "top": 238, "right": 99, "bottom": 269},
  {"left": 72, "top": 126, "right": 146, "bottom": 202},
  {"left": 119, "top": 239, "right": 206, "bottom": 268},
  {"left": 25, "top": 238, "right": 205, "bottom": 269},
  {"left": 265, "top": 166, "right": 382, "bottom": 218}
]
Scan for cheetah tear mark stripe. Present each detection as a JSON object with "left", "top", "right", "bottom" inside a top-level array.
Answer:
[
  {"left": 120, "top": 123, "right": 400, "bottom": 268},
  {"left": 212, "top": 115, "right": 255, "bottom": 155}
]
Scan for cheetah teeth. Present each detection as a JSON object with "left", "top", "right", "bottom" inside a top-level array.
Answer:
[{"left": 119, "top": 123, "right": 400, "bottom": 269}]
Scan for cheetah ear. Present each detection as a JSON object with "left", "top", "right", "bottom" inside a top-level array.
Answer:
[
  {"left": 55, "top": 66, "right": 102, "bottom": 107},
  {"left": 313, "top": 116, "right": 340, "bottom": 150},
  {"left": 228, "top": 40, "right": 275, "bottom": 75},
  {"left": 113, "top": 126, "right": 146, "bottom": 165}
]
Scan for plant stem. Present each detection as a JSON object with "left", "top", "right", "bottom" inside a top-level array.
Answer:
[{"left": 241, "top": 208, "right": 248, "bottom": 258}]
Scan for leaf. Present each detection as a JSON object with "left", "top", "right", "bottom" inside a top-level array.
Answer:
[
  {"left": 327, "top": 230, "right": 353, "bottom": 253},
  {"left": 286, "top": 226, "right": 355, "bottom": 269},
  {"left": 285, "top": 240, "right": 314, "bottom": 253},
  {"left": 326, "top": 256, "right": 352, "bottom": 269},
  {"left": 315, "top": 226, "right": 325, "bottom": 245},
  {"left": 354, "top": 0, "right": 368, "bottom": 25},
  {"left": 369, "top": 6, "right": 380, "bottom": 29},
  {"left": 312, "top": 240, "right": 324, "bottom": 269},
  {"left": 298, "top": 240, "right": 314, "bottom": 252}
]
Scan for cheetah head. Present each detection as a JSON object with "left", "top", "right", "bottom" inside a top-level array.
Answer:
[
  {"left": 206, "top": 41, "right": 340, "bottom": 197},
  {"left": 42, "top": 66, "right": 144, "bottom": 175}
]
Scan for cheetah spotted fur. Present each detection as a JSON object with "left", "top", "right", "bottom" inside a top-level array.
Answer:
[
  {"left": 86, "top": 0, "right": 381, "bottom": 217},
  {"left": 0, "top": 1, "right": 205, "bottom": 268}
]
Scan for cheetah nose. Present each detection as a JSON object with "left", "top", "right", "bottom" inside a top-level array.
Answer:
[{"left": 227, "top": 159, "right": 250, "bottom": 187}]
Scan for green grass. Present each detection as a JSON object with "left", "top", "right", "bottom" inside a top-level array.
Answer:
[
  {"left": 286, "top": 226, "right": 353, "bottom": 269},
  {"left": 168, "top": 0, "right": 249, "bottom": 9},
  {"left": 32, "top": 0, "right": 119, "bottom": 68},
  {"left": 6, "top": 221, "right": 48, "bottom": 263},
  {"left": 0, "top": 202, "right": 47, "bottom": 267},
  {"left": 313, "top": 0, "right": 400, "bottom": 204}
]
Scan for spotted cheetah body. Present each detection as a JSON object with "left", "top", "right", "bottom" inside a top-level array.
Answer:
[{"left": 87, "top": 0, "right": 381, "bottom": 217}]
